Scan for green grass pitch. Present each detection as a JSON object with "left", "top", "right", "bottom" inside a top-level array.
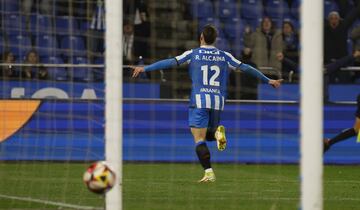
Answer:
[{"left": 0, "top": 163, "right": 359, "bottom": 210}]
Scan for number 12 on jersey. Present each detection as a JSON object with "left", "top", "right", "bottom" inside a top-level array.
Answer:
[{"left": 201, "top": 65, "right": 220, "bottom": 87}]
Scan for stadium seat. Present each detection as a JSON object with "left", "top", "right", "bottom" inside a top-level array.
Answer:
[
  {"left": 8, "top": 34, "right": 32, "bottom": 59},
  {"left": 282, "top": 16, "right": 300, "bottom": 31},
  {"left": 41, "top": 56, "right": 68, "bottom": 81},
  {"left": 2, "top": 0, "right": 20, "bottom": 12},
  {"left": 243, "top": 18, "right": 262, "bottom": 31},
  {"left": 55, "top": 16, "right": 79, "bottom": 35},
  {"left": 217, "top": 0, "right": 238, "bottom": 20},
  {"left": 60, "top": 35, "right": 86, "bottom": 56},
  {"left": 270, "top": 18, "right": 282, "bottom": 29},
  {"left": 290, "top": 0, "right": 300, "bottom": 20},
  {"left": 71, "top": 56, "right": 93, "bottom": 82},
  {"left": 240, "top": 0, "right": 263, "bottom": 20},
  {"left": 223, "top": 17, "right": 245, "bottom": 40},
  {"left": 35, "top": 34, "right": 59, "bottom": 57},
  {"left": 93, "top": 57, "right": 104, "bottom": 81},
  {"left": 4, "top": 14, "right": 27, "bottom": 34},
  {"left": 0, "top": 34, "right": 5, "bottom": 55},
  {"left": 347, "top": 39, "right": 353, "bottom": 54},
  {"left": 324, "top": 0, "right": 339, "bottom": 18},
  {"left": 229, "top": 37, "right": 244, "bottom": 58},
  {"left": 190, "top": 0, "right": 214, "bottom": 19},
  {"left": 216, "top": 37, "right": 230, "bottom": 52},
  {"left": 78, "top": 20, "right": 89, "bottom": 33},
  {"left": 264, "top": 0, "right": 290, "bottom": 20},
  {"left": 30, "top": 14, "right": 53, "bottom": 34}
]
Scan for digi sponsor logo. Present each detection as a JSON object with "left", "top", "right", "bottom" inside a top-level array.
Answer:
[{"left": 0, "top": 100, "right": 41, "bottom": 142}]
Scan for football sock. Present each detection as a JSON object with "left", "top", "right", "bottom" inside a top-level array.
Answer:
[
  {"left": 205, "top": 168, "right": 213, "bottom": 173},
  {"left": 205, "top": 130, "right": 216, "bottom": 141},
  {"left": 329, "top": 128, "right": 357, "bottom": 146},
  {"left": 195, "top": 141, "right": 211, "bottom": 170}
]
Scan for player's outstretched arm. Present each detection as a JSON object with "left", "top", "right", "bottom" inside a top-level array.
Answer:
[
  {"left": 131, "top": 58, "right": 178, "bottom": 78},
  {"left": 238, "top": 63, "right": 283, "bottom": 88},
  {"left": 268, "top": 79, "right": 283, "bottom": 88}
]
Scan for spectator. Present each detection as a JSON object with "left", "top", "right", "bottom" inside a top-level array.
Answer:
[
  {"left": 21, "top": 0, "right": 55, "bottom": 31},
  {"left": 124, "top": 0, "right": 151, "bottom": 59},
  {"left": 1, "top": 52, "right": 18, "bottom": 79},
  {"left": 22, "top": 50, "right": 48, "bottom": 80},
  {"left": 22, "top": 0, "right": 54, "bottom": 15},
  {"left": 56, "top": 0, "right": 86, "bottom": 18},
  {"left": 276, "top": 49, "right": 360, "bottom": 101},
  {"left": 324, "top": 5, "right": 360, "bottom": 83},
  {"left": 123, "top": 22, "right": 134, "bottom": 65},
  {"left": 87, "top": 0, "right": 105, "bottom": 61},
  {"left": 244, "top": 17, "right": 283, "bottom": 79},
  {"left": 281, "top": 20, "right": 299, "bottom": 82},
  {"left": 350, "top": 25, "right": 360, "bottom": 81},
  {"left": 123, "top": 21, "right": 135, "bottom": 79}
]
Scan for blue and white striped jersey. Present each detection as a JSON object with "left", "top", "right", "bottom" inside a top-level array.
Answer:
[{"left": 175, "top": 45, "right": 242, "bottom": 111}]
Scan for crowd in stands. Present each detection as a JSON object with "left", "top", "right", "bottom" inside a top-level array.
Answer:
[
  {"left": 1, "top": 0, "right": 360, "bottom": 87},
  {"left": 0, "top": 0, "right": 103, "bottom": 81},
  {"left": 189, "top": 0, "right": 360, "bottom": 84}
]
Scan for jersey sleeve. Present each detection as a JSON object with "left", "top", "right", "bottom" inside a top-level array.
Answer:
[
  {"left": 175, "top": 50, "right": 193, "bottom": 65},
  {"left": 224, "top": 51, "right": 270, "bottom": 83},
  {"left": 238, "top": 63, "right": 270, "bottom": 83},
  {"left": 144, "top": 58, "right": 178, "bottom": 72},
  {"left": 224, "top": 51, "right": 242, "bottom": 69}
]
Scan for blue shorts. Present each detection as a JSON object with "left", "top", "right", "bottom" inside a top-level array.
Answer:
[
  {"left": 356, "top": 94, "right": 360, "bottom": 118},
  {"left": 189, "top": 107, "right": 221, "bottom": 129}
]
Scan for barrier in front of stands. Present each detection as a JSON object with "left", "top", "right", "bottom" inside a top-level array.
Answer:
[{"left": 0, "top": 99, "right": 358, "bottom": 164}]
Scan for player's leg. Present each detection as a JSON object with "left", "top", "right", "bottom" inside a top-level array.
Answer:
[
  {"left": 208, "top": 110, "right": 227, "bottom": 151},
  {"left": 355, "top": 94, "right": 360, "bottom": 134},
  {"left": 355, "top": 117, "right": 360, "bottom": 142},
  {"left": 191, "top": 127, "right": 216, "bottom": 182},
  {"left": 189, "top": 108, "right": 215, "bottom": 182},
  {"left": 324, "top": 95, "right": 360, "bottom": 152},
  {"left": 323, "top": 126, "right": 357, "bottom": 152}
]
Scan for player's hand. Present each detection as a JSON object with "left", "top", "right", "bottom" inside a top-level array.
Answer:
[
  {"left": 131, "top": 66, "right": 145, "bottom": 78},
  {"left": 268, "top": 79, "right": 283, "bottom": 88}
]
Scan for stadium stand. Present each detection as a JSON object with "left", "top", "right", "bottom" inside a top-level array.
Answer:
[
  {"left": 324, "top": 0, "right": 339, "bottom": 18},
  {"left": 190, "top": 0, "right": 214, "bottom": 20},
  {"left": 29, "top": 14, "right": 53, "bottom": 34},
  {"left": 240, "top": 0, "right": 263, "bottom": 21},
  {"left": 60, "top": 35, "right": 86, "bottom": 57},
  {"left": 0, "top": 0, "right": 358, "bottom": 97},
  {"left": 72, "top": 56, "right": 93, "bottom": 82},
  {"left": 35, "top": 34, "right": 58, "bottom": 57},
  {"left": 55, "top": 16, "right": 79, "bottom": 35},
  {"left": 290, "top": 0, "right": 300, "bottom": 20},
  {"left": 264, "top": 0, "right": 290, "bottom": 20},
  {"left": 2, "top": 0, "right": 20, "bottom": 13},
  {"left": 4, "top": 14, "right": 27, "bottom": 35},
  {"left": 93, "top": 56, "right": 104, "bottom": 81},
  {"left": 8, "top": 34, "right": 32, "bottom": 59},
  {"left": 217, "top": 0, "right": 238, "bottom": 20},
  {"left": 41, "top": 56, "right": 68, "bottom": 81}
]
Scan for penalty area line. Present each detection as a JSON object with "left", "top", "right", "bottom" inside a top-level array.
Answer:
[{"left": 0, "top": 194, "right": 103, "bottom": 210}]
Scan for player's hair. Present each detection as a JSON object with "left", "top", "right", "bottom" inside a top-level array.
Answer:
[{"left": 201, "top": 24, "right": 218, "bottom": 45}]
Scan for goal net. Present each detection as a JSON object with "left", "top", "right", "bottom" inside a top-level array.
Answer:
[
  {"left": 1, "top": 0, "right": 360, "bottom": 210},
  {"left": 0, "top": 0, "right": 106, "bottom": 209}
]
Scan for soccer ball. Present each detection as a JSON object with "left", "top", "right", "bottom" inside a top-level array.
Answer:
[{"left": 83, "top": 161, "right": 116, "bottom": 194}]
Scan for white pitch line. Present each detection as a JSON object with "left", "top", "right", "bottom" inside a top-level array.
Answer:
[{"left": 0, "top": 194, "right": 103, "bottom": 210}]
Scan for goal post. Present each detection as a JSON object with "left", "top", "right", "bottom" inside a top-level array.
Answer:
[
  {"left": 300, "top": 0, "right": 323, "bottom": 209},
  {"left": 105, "top": 0, "right": 122, "bottom": 209}
]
